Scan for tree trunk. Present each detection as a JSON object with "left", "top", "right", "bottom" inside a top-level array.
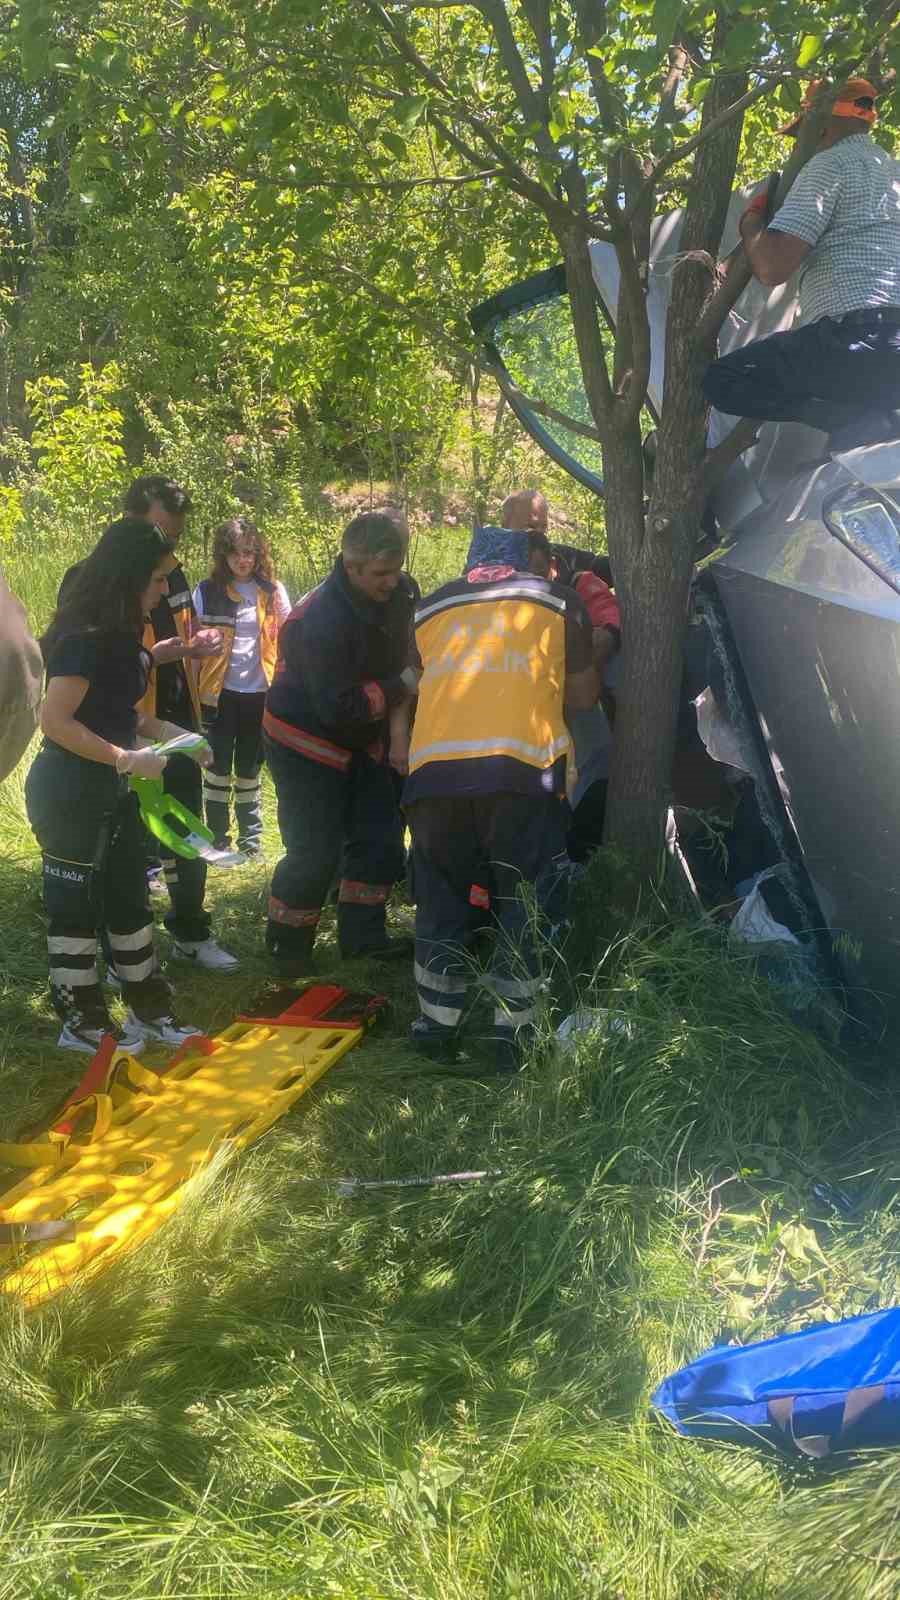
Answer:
[
  {"left": 602, "top": 429, "right": 692, "bottom": 871},
  {"left": 606, "top": 60, "right": 749, "bottom": 871}
]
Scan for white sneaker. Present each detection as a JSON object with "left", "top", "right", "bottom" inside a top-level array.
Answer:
[
  {"left": 122, "top": 1010, "right": 203, "bottom": 1050},
  {"left": 57, "top": 1021, "right": 146, "bottom": 1056},
  {"left": 172, "top": 938, "right": 240, "bottom": 973}
]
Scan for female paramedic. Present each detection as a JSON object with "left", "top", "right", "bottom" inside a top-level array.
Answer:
[{"left": 26, "top": 516, "right": 209, "bottom": 1055}]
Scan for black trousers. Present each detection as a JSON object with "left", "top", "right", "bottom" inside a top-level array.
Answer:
[
  {"left": 160, "top": 753, "right": 211, "bottom": 942},
  {"left": 202, "top": 689, "right": 265, "bottom": 848},
  {"left": 407, "top": 792, "right": 567, "bottom": 1037},
  {"left": 264, "top": 737, "right": 405, "bottom": 957},
  {"left": 25, "top": 745, "right": 171, "bottom": 1025},
  {"left": 704, "top": 313, "right": 900, "bottom": 435}
]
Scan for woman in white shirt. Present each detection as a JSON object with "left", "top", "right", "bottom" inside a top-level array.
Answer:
[{"left": 193, "top": 518, "right": 290, "bottom": 855}]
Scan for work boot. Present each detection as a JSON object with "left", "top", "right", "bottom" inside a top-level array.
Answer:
[
  {"left": 341, "top": 935, "right": 414, "bottom": 962},
  {"left": 266, "top": 925, "right": 317, "bottom": 979},
  {"left": 471, "top": 1026, "right": 534, "bottom": 1076},
  {"left": 409, "top": 1017, "right": 461, "bottom": 1064}
]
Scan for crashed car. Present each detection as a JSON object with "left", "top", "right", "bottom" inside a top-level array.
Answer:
[{"left": 471, "top": 187, "right": 900, "bottom": 1030}]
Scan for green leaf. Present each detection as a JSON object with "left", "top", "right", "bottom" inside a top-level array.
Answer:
[
  {"left": 393, "top": 94, "right": 427, "bottom": 130},
  {"left": 796, "top": 33, "right": 823, "bottom": 67},
  {"left": 380, "top": 129, "right": 407, "bottom": 161},
  {"left": 780, "top": 1222, "right": 827, "bottom": 1264},
  {"left": 722, "top": 17, "right": 761, "bottom": 62},
  {"left": 209, "top": 78, "right": 230, "bottom": 103}
]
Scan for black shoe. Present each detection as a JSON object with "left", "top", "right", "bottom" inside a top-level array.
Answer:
[
  {"left": 266, "top": 928, "right": 316, "bottom": 978},
  {"left": 239, "top": 839, "right": 265, "bottom": 860},
  {"left": 341, "top": 936, "right": 414, "bottom": 962},
  {"left": 471, "top": 1028, "right": 530, "bottom": 1075},
  {"left": 409, "top": 1018, "right": 461, "bottom": 1064}
]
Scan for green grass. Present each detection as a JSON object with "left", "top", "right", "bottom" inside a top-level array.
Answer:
[
  {"left": 3, "top": 752, "right": 900, "bottom": 1598},
  {"left": 3, "top": 517, "right": 900, "bottom": 1596}
]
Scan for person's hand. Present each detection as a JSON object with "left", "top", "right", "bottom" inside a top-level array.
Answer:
[
  {"left": 116, "top": 746, "right": 167, "bottom": 779},
  {"left": 186, "top": 627, "right": 223, "bottom": 658},
  {"left": 739, "top": 190, "right": 769, "bottom": 235}
]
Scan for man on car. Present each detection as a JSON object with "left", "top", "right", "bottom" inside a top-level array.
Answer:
[{"left": 704, "top": 79, "right": 900, "bottom": 452}]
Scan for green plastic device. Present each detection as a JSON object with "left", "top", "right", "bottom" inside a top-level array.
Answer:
[{"left": 128, "top": 733, "right": 246, "bottom": 868}]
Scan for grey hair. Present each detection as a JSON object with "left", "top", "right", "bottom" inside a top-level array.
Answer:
[{"left": 342, "top": 511, "right": 408, "bottom": 563}]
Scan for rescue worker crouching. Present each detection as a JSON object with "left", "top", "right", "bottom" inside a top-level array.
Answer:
[
  {"left": 405, "top": 525, "right": 599, "bottom": 1073},
  {"left": 263, "top": 512, "right": 419, "bottom": 973}
]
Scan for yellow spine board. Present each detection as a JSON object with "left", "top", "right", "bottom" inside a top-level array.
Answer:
[{"left": 0, "top": 1019, "right": 361, "bottom": 1308}]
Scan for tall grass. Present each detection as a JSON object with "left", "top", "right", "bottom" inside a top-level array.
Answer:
[{"left": 2, "top": 528, "right": 900, "bottom": 1598}]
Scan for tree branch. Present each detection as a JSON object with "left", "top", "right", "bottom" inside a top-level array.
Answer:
[
  {"left": 255, "top": 168, "right": 504, "bottom": 193},
  {"left": 476, "top": 0, "right": 559, "bottom": 164},
  {"left": 314, "top": 253, "right": 475, "bottom": 366},
  {"left": 624, "top": 77, "right": 780, "bottom": 223},
  {"left": 703, "top": 416, "right": 760, "bottom": 485},
  {"left": 499, "top": 378, "right": 601, "bottom": 440},
  {"left": 365, "top": 0, "right": 563, "bottom": 217}
]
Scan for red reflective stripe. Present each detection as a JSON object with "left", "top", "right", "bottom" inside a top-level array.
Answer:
[
  {"left": 268, "top": 897, "right": 321, "bottom": 927},
  {"left": 262, "top": 709, "right": 352, "bottom": 771},
  {"left": 338, "top": 880, "right": 390, "bottom": 906},
  {"left": 469, "top": 884, "right": 491, "bottom": 910},
  {"left": 361, "top": 680, "right": 386, "bottom": 718}
]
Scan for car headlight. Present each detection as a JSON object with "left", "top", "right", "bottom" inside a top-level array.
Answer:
[{"left": 823, "top": 485, "right": 900, "bottom": 594}]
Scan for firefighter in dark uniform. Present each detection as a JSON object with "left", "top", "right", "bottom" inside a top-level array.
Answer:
[
  {"left": 26, "top": 518, "right": 205, "bottom": 1053},
  {"left": 405, "top": 526, "right": 599, "bottom": 1071},
  {"left": 263, "top": 512, "right": 419, "bottom": 972},
  {"left": 60, "top": 477, "right": 239, "bottom": 972}
]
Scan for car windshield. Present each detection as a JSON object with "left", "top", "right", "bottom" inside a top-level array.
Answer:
[{"left": 471, "top": 269, "right": 605, "bottom": 493}]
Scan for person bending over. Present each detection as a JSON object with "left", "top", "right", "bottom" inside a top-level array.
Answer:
[{"left": 263, "top": 512, "right": 418, "bottom": 973}]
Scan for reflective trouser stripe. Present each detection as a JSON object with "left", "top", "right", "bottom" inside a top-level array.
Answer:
[
  {"left": 108, "top": 925, "right": 157, "bottom": 984},
  {"left": 420, "top": 995, "right": 464, "bottom": 1028},
  {"left": 490, "top": 973, "right": 542, "bottom": 1001},
  {"left": 268, "top": 897, "right": 320, "bottom": 927},
  {"left": 338, "top": 880, "right": 390, "bottom": 905},
  {"left": 414, "top": 960, "right": 463, "bottom": 994},
  {"left": 47, "top": 935, "right": 98, "bottom": 988},
  {"left": 493, "top": 1003, "right": 536, "bottom": 1029}
]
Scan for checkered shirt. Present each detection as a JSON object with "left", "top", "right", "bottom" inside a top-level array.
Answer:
[{"left": 769, "top": 134, "right": 900, "bottom": 325}]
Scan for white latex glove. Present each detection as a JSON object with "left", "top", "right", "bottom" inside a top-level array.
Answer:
[
  {"left": 116, "top": 747, "right": 167, "bottom": 779},
  {"left": 156, "top": 725, "right": 214, "bottom": 766}
]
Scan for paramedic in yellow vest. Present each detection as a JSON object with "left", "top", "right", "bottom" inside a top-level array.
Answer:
[
  {"left": 404, "top": 525, "right": 599, "bottom": 1073},
  {"left": 193, "top": 517, "right": 290, "bottom": 854}
]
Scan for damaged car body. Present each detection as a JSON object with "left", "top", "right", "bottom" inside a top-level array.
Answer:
[{"left": 470, "top": 188, "right": 900, "bottom": 1031}]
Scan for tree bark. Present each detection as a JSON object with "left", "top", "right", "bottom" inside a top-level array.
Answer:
[{"left": 604, "top": 61, "right": 748, "bottom": 869}]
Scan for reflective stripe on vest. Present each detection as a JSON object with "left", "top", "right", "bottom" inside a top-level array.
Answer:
[{"left": 409, "top": 585, "right": 569, "bottom": 777}]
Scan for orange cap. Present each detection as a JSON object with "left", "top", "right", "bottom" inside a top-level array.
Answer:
[{"left": 777, "top": 77, "right": 879, "bottom": 137}]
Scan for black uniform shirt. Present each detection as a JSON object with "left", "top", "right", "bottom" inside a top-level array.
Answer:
[{"left": 45, "top": 629, "right": 150, "bottom": 748}]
